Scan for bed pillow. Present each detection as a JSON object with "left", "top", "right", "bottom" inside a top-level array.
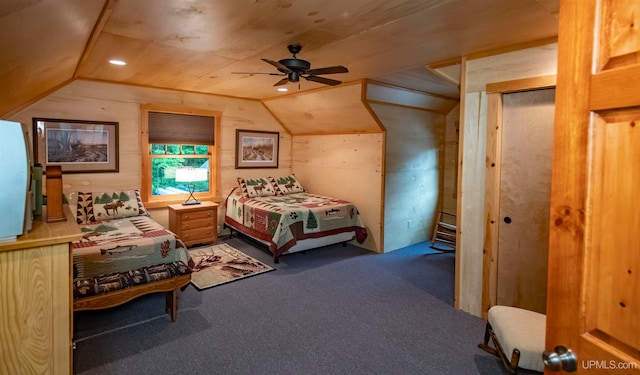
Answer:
[
  {"left": 271, "top": 175, "right": 305, "bottom": 195},
  {"left": 237, "top": 177, "right": 278, "bottom": 198},
  {"left": 66, "top": 190, "right": 148, "bottom": 224}
]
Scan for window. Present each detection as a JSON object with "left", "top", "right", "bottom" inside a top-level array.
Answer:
[{"left": 140, "top": 105, "right": 221, "bottom": 207}]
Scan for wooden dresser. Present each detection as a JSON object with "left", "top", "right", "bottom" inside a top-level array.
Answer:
[
  {"left": 168, "top": 201, "right": 218, "bottom": 247},
  {"left": 0, "top": 207, "right": 81, "bottom": 374}
]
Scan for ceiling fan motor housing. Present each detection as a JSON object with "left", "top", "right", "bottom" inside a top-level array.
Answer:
[
  {"left": 288, "top": 71, "right": 300, "bottom": 82},
  {"left": 277, "top": 58, "right": 310, "bottom": 73}
]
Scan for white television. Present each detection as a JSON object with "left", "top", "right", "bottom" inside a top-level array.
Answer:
[{"left": 0, "top": 120, "right": 31, "bottom": 241}]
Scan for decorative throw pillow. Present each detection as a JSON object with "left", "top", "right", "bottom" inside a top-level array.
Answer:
[
  {"left": 66, "top": 190, "right": 148, "bottom": 224},
  {"left": 271, "top": 175, "right": 305, "bottom": 195},
  {"left": 237, "top": 177, "right": 278, "bottom": 198}
]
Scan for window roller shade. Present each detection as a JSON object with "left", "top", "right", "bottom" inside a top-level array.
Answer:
[{"left": 148, "top": 112, "right": 215, "bottom": 144}]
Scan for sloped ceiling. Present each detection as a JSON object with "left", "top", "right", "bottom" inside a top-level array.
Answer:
[
  {"left": 264, "top": 82, "right": 380, "bottom": 135},
  {"left": 262, "top": 80, "right": 459, "bottom": 135},
  {"left": 0, "top": 0, "right": 105, "bottom": 116},
  {"left": 0, "top": 0, "right": 559, "bottom": 118}
]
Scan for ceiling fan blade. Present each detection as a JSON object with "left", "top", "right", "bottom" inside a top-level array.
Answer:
[
  {"left": 262, "top": 58, "right": 290, "bottom": 72},
  {"left": 304, "top": 76, "right": 342, "bottom": 86},
  {"left": 231, "top": 72, "right": 284, "bottom": 76},
  {"left": 308, "top": 65, "right": 349, "bottom": 75},
  {"left": 273, "top": 77, "right": 289, "bottom": 86}
]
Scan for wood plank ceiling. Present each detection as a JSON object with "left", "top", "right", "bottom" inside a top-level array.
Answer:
[{"left": 0, "top": 0, "right": 559, "bottom": 117}]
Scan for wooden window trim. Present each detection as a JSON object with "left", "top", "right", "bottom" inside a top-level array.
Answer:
[{"left": 140, "top": 104, "right": 222, "bottom": 208}]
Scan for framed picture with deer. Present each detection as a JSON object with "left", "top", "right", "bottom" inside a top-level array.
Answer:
[
  {"left": 235, "top": 129, "right": 279, "bottom": 169},
  {"left": 32, "top": 118, "right": 119, "bottom": 173}
]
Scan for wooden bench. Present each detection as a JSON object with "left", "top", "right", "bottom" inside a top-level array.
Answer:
[
  {"left": 478, "top": 305, "right": 546, "bottom": 374},
  {"left": 73, "top": 261, "right": 192, "bottom": 322}
]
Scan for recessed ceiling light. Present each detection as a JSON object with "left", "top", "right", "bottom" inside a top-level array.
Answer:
[
  {"left": 277, "top": 87, "right": 288, "bottom": 92},
  {"left": 109, "top": 59, "right": 127, "bottom": 66}
]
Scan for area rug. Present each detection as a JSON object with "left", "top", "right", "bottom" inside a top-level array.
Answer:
[{"left": 188, "top": 243, "right": 274, "bottom": 290}]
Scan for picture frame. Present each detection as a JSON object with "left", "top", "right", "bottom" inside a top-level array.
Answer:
[
  {"left": 235, "top": 129, "right": 279, "bottom": 169},
  {"left": 32, "top": 118, "right": 119, "bottom": 173}
]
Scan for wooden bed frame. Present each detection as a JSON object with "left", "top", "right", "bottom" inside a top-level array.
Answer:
[{"left": 73, "top": 273, "right": 191, "bottom": 322}]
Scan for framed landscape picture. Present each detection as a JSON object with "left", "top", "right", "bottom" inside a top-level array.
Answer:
[
  {"left": 235, "top": 129, "right": 279, "bottom": 169},
  {"left": 32, "top": 118, "right": 119, "bottom": 173}
]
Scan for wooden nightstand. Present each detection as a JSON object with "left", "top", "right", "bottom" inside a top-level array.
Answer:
[{"left": 168, "top": 201, "right": 218, "bottom": 248}]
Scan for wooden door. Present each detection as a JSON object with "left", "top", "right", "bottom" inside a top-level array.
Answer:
[
  {"left": 497, "top": 89, "right": 555, "bottom": 314},
  {"left": 545, "top": 0, "right": 640, "bottom": 373}
]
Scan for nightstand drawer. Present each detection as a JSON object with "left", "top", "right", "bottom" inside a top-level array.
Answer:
[
  {"left": 181, "top": 209, "right": 214, "bottom": 222},
  {"left": 181, "top": 226, "right": 215, "bottom": 242},
  {"left": 181, "top": 217, "right": 214, "bottom": 231}
]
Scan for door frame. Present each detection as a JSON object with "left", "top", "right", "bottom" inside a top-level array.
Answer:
[{"left": 480, "top": 75, "right": 556, "bottom": 318}]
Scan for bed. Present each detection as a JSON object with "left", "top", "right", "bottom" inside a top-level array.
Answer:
[
  {"left": 224, "top": 175, "right": 367, "bottom": 262},
  {"left": 66, "top": 190, "right": 192, "bottom": 322}
]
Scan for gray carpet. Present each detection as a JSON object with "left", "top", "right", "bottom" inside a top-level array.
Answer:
[{"left": 73, "top": 238, "right": 534, "bottom": 375}]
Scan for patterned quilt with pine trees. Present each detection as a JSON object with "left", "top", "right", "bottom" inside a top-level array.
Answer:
[{"left": 225, "top": 187, "right": 367, "bottom": 257}]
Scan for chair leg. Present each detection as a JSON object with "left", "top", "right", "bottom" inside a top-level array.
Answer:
[
  {"left": 483, "top": 322, "right": 491, "bottom": 344},
  {"left": 510, "top": 349, "right": 521, "bottom": 374},
  {"left": 477, "top": 322, "right": 520, "bottom": 374},
  {"left": 430, "top": 211, "right": 442, "bottom": 247},
  {"left": 490, "top": 331, "right": 519, "bottom": 374},
  {"left": 477, "top": 322, "right": 499, "bottom": 356}
]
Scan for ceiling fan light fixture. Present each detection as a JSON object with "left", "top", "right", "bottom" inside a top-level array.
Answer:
[{"left": 277, "top": 87, "right": 288, "bottom": 92}]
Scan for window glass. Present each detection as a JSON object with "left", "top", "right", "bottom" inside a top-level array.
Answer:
[
  {"left": 151, "top": 144, "right": 166, "bottom": 154},
  {"left": 167, "top": 144, "right": 180, "bottom": 155},
  {"left": 151, "top": 157, "right": 209, "bottom": 196}
]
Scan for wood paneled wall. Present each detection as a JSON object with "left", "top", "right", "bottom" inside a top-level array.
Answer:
[
  {"left": 9, "top": 79, "right": 291, "bottom": 228},
  {"left": 465, "top": 43, "right": 559, "bottom": 92},
  {"left": 457, "top": 42, "right": 558, "bottom": 316},
  {"left": 369, "top": 103, "right": 445, "bottom": 252},
  {"left": 7, "top": 76, "right": 455, "bottom": 264},
  {"left": 443, "top": 104, "right": 460, "bottom": 213},
  {"left": 292, "top": 134, "right": 384, "bottom": 252}
]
